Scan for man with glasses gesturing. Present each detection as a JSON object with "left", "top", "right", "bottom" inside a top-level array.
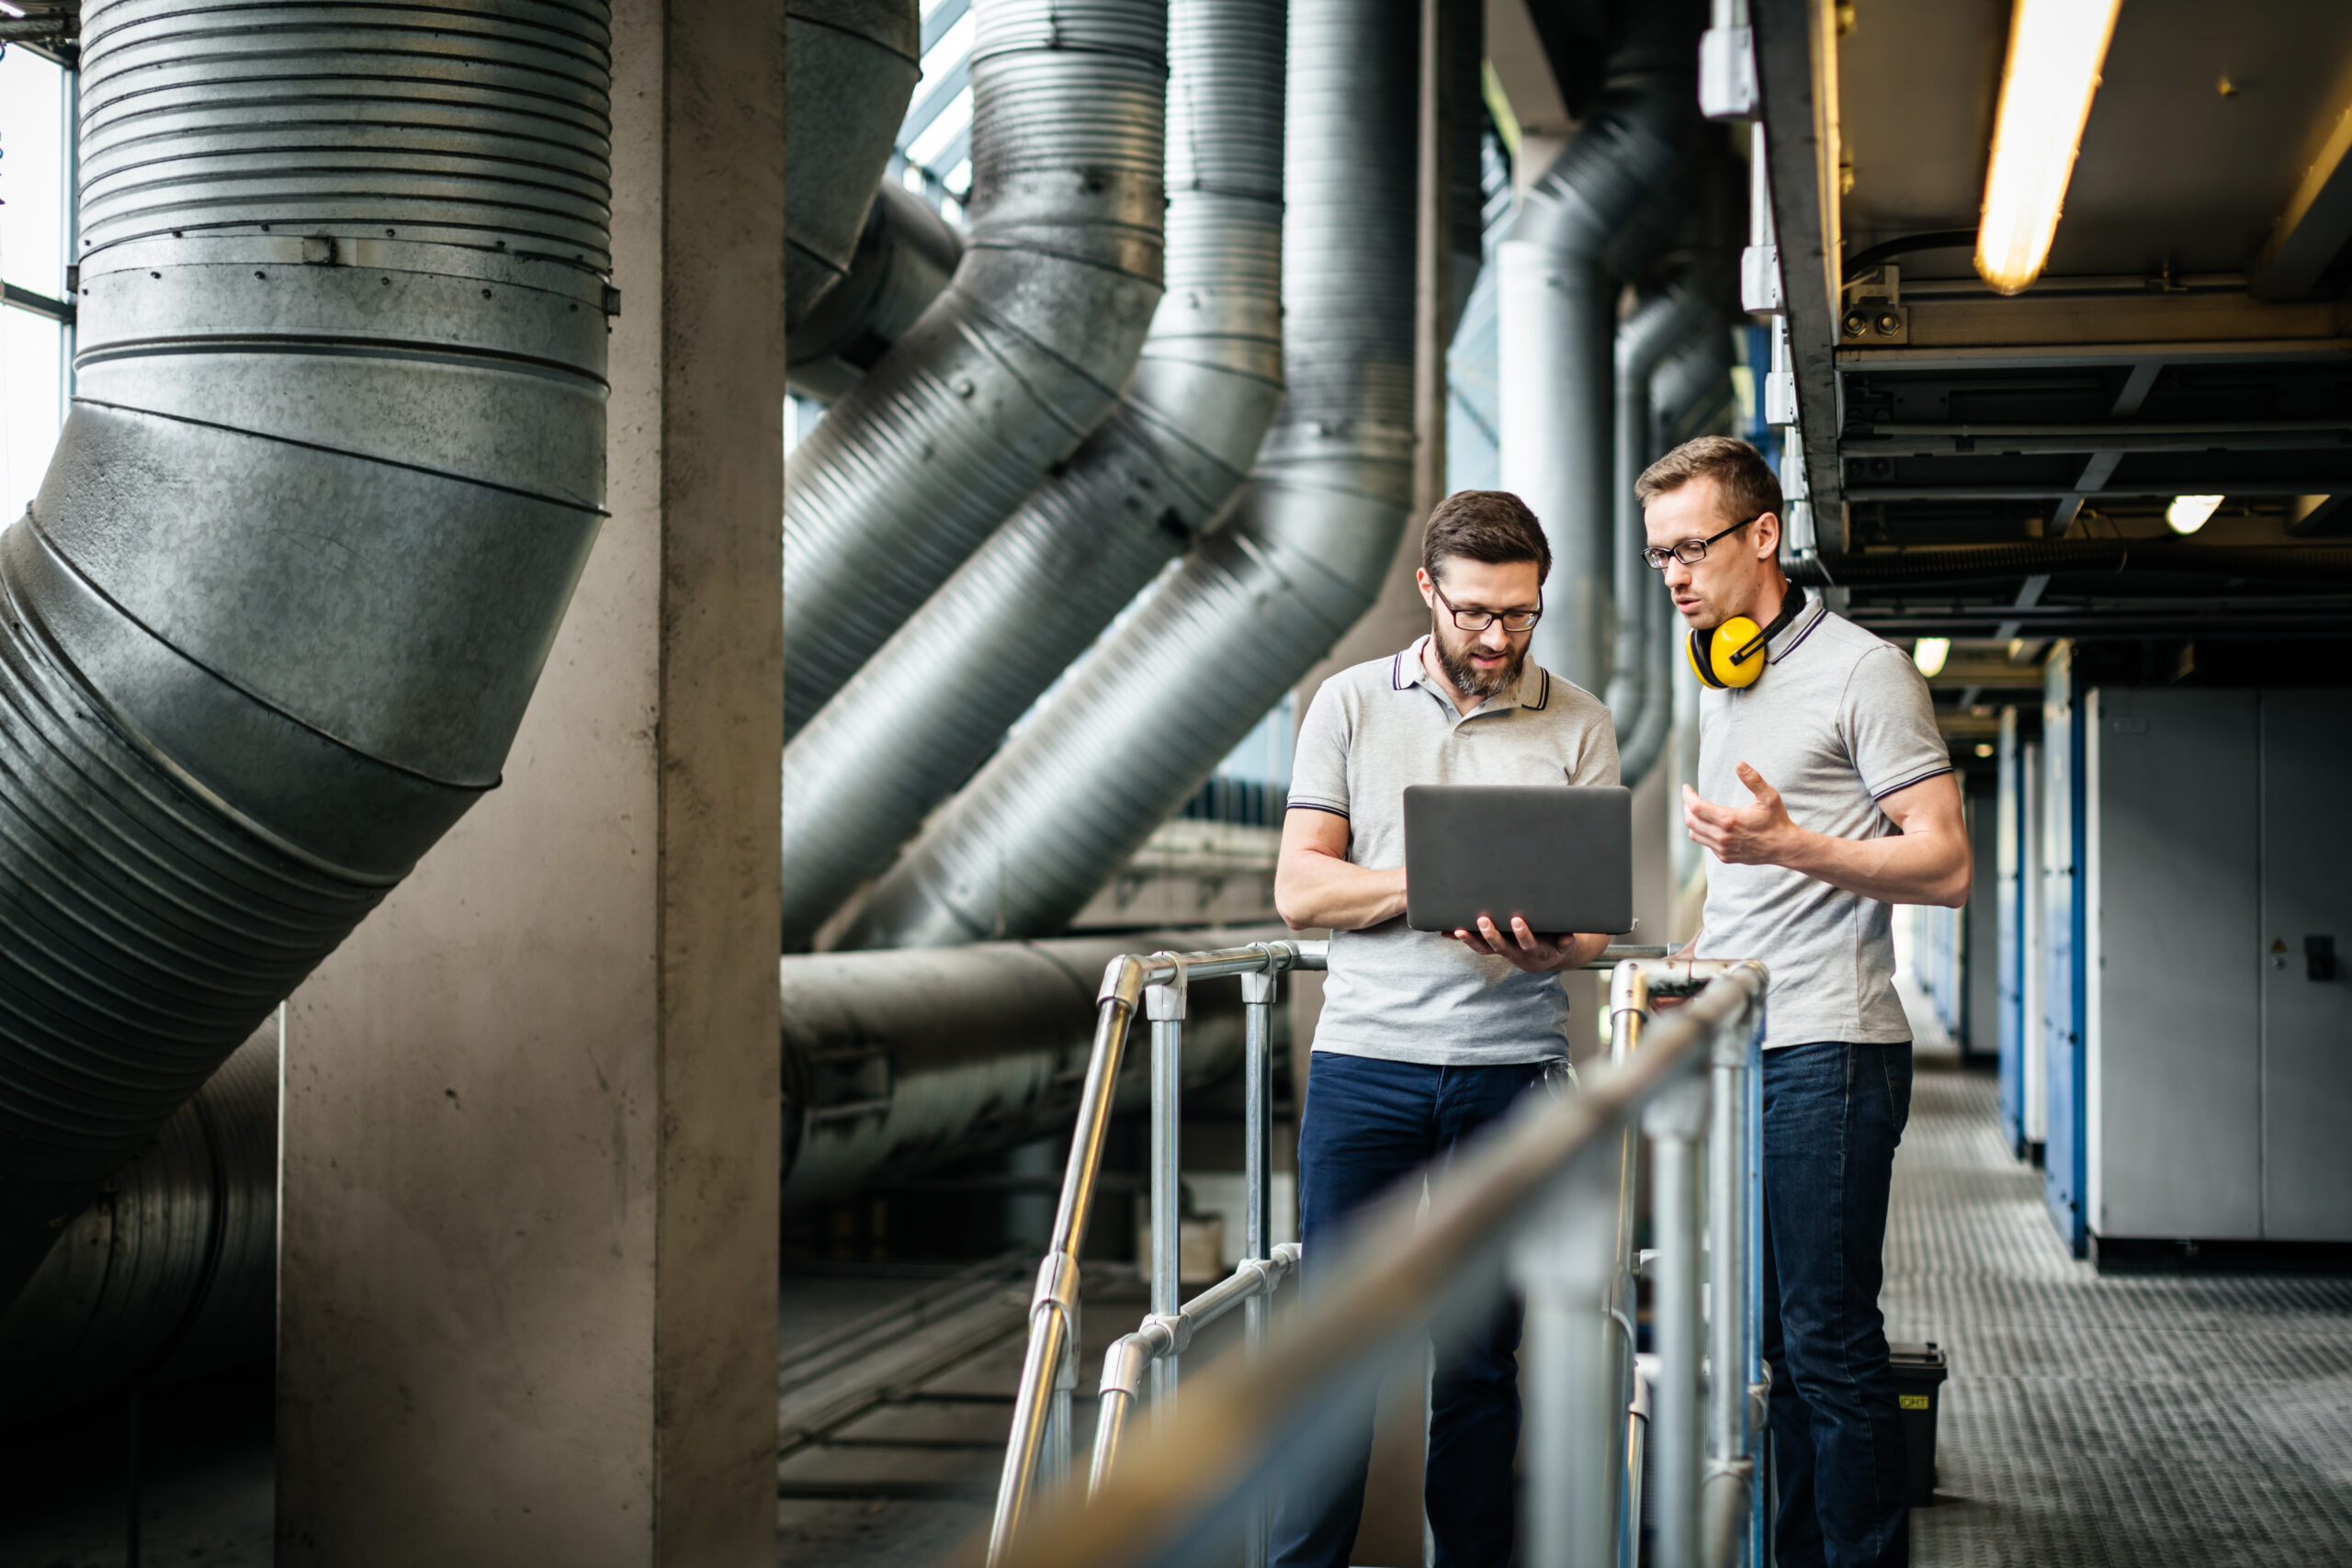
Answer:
[
  {"left": 1642, "top": 437, "right": 1970, "bottom": 1568},
  {"left": 1271, "top": 490, "right": 1617, "bottom": 1568}
]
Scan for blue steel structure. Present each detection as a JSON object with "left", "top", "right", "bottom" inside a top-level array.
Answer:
[{"left": 1996, "top": 708, "right": 2027, "bottom": 1156}]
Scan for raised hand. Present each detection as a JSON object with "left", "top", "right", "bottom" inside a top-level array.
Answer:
[{"left": 1682, "top": 761, "right": 1800, "bottom": 866}]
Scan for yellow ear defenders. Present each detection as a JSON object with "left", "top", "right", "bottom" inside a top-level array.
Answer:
[{"left": 1687, "top": 588, "right": 1807, "bottom": 690}]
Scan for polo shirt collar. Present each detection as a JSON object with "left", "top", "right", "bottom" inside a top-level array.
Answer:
[
  {"left": 1764, "top": 588, "right": 1826, "bottom": 665},
  {"left": 1392, "top": 636, "right": 1552, "bottom": 713}
]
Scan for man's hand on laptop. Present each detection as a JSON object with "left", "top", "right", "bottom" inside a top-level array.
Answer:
[{"left": 1452, "top": 917, "right": 1607, "bottom": 974}]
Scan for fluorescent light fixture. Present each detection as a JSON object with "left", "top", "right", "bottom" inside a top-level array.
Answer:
[
  {"left": 1913, "top": 637, "right": 1951, "bottom": 678},
  {"left": 2166, "top": 494, "right": 2222, "bottom": 534},
  {"left": 1974, "top": 0, "right": 2124, "bottom": 295},
  {"left": 0, "top": 2, "right": 27, "bottom": 17},
  {"left": 1975, "top": 742, "right": 1996, "bottom": 759}
]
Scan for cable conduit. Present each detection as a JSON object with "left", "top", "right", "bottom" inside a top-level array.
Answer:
[
  {"left": 0, "top": 0, "right": 613, "bottom": 1304},
  {"left": 778, "top": 0, "right": 1285, "bottom": 951},
  {"left": 781, "top": 0, "right": 1170, "bottom": 738},
  {"left": 842, "top": 0, "right": 1419, "bottom": 952}
]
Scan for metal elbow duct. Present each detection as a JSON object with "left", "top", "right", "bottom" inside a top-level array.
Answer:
[
  {"left": 778, "top": 929, "right": 1277, "bottom": 1206},
  {"left": 778, "top": 0, "right": 1284, "bottom": 951},
  {"left": 786, "top": 0, "right": 923, "bottom": 328},
  {"left": 842, "top": 0, "right": 1420, "bottom": 952},
  {"left": 0, "top": 1026, "right": 277, "bottom": 1419},
  {"left": 1653, "top": 329, "right": 1737, "bottom": 453},
  {"left": 787, "top": 183, "right": 967, "bottom": 402},
  {"left": 0, "top": 1, "right": 612, "bottom": 1300},
  {"left": 1498, "top": 23, "right": 1695, "bottom": 694},
  {"left": 781, "top": 0, "right": 1170, "bottom": 738}
]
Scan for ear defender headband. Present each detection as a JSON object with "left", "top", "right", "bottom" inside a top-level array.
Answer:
[{"left": 1687, "top": 587, "right": 1808, "bottom": 690}]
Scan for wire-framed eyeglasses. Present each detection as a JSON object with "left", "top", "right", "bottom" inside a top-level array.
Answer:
[
  {"left": 1432, "top": 583, "right": 1543, "bottom": 635},
  {"left": 1642, "top": 512, "right": 1769, "bottom": 570}
]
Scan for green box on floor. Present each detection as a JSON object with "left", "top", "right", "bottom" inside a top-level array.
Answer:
[{"left": 1890, "top": 1342, "right": 1949, "bottom": 1507}]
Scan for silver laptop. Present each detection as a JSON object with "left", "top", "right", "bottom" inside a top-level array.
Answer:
[{"left": 1403, "top": 784, "right": 1634, "bottom": 936}]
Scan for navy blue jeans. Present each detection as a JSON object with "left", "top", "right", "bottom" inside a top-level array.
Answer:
[
  {"left": 1761, "top": 1040, "right": 1914, "bottom": 1568},
  {"left": 1270, "top": 1051, "right": 1545, "bottom": 1568}
]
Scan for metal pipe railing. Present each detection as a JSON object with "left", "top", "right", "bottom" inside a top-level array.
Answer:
[
  {"left": 988, "top": 938, "right": 1327, "bottom": 1566},
  {"left": 986, "top": 954, "right": 1770, "bottom": 1568}
]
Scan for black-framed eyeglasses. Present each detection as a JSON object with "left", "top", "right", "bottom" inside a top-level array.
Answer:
[
  {"left": 1643, "top": 512, "right": 1768, "bottom": 570},
  {"left": 1432, "top": 582, "right": 1543, "bottom": 635}
]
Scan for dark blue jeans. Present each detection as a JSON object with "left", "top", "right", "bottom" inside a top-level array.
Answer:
[
  {"left": 1270, "top": 1051, "right": 1545, "bottom": 1568},
  {"left": 1762, "top": 1040, "right": 1914, "bottom": 1568}
]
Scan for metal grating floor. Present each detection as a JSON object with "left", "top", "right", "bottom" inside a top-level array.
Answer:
[{"left": 1883, "top": 1055, "right": 2352, "bottom": 1565}]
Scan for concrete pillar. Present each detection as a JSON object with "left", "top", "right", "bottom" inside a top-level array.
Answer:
[{"left": 276, "top": 5, "right": 786, "bottom": 1563}]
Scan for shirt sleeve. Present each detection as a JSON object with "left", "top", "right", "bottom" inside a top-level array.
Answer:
[
  {"left": 1842, "top": 645, "right": 1952, "bottom": 800},
  {"left": 1286, "top": 677, "right": 1351, "bottom": 817},
  {"left": 1572, "top": 696, "right": 1622, "bottom": 786}
]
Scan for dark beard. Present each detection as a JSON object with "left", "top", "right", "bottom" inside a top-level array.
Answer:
[{"left": 1432, "top": 615, "right": 1525, "bottom": 700}]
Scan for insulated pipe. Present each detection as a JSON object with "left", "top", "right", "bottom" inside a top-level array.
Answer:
[
  {"left": 785, "top": 0, "right": 922, "bottom": 328},
  {"left": 782, "top": 0, "right": 1169, "bottom": 737},
  {"left": 778, "top": 0, "right": 1285, "bottom": 950},
  {"left": 0, "top": 0, "right": 613, "bottom": 1303},
  {"left": 842, "top": 0, "right": 1421, "bottom": 952},
  {"left": 0, "top": 1025, "right": 277, "bottom": 1420},
  {"left": 787, "top": 183, "right": 967, "bottom": 402},
  {"left": 1498, "top": 14, "right": 1696, "bottom": 694}
]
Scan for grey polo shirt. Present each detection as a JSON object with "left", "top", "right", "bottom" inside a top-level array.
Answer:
[
  {"left": 1288, "top": 637, "right": 1620, "bottom": 1066},
  {"left": 1691, "top": 594, "right": 1951, "bottom": 1050}
]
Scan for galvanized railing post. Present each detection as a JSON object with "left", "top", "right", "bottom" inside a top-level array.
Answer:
[
  {"left": 1145, "top": 960, "right": 1190, "bottom": 1417},
  {"left": 1746, "top": 1014, "right": 1770, "bottom": 1568},
  {"left": 1239, "top": 958, "right": 1279, "bottom": 1568},
  {"left": 1606, "top": 963, "right": 1654, "bottom": 1568},
  {"left": 1704, "top": 1002, "right": 1752, "bottom": 1567},
  {"left": 1517, "top": 1145, "right": 1624, "bottom": 1568},
  {"left": 1645, "top": 1071, "right": 1709, "bottom": 1568}
]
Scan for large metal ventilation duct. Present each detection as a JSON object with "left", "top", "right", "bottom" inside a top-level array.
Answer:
[
  {"left": 842, "top": 0, "right": 1421, "bottom": 952},
  {"left": 786, "top": 0, "right": 922, "bottom": 328},
  {"left": 0, "top": 931, "right": 1280, "bottom": 1415},
  {"left": 0, "top": 1026, "right": 276, "bottom": 1419},
  {"left": 781, "top": 0, "right": 1170, "bottom": 737},
  {"left": 0, "top": 0, "right": 613, "bottom": 1303},
  {"left": 778, "top": 0, "right": 1286, "bottom": 951},
  {"left": 787, "top": 184, "right": 967, "bottom": 402},
  {"left": 1606, "top": 285, "right": 1712, "bottom": 750},
  {"left": 1498, "top": 12, "right": 1696, "bottom": 694}
]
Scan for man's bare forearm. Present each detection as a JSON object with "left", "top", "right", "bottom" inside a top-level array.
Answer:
[
  {"left": 1778, "top": 827, "right": 1969, "bottom": 908},
  {"left": 1274, "top": 852, "right": 1408, "bottom": 931}
]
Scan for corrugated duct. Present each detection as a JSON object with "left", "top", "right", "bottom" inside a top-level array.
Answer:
[
  {"left": 785, "top": 0, "right": 923, "bottom": 327},
  {"left": 0, "top": 1026, "right": 277, "bottom": 1418},
  {"left": 787, "top": 183, "right": 967, "bottom": 402},
  {"left": 842, "top": 0, "right": 1421, "bottom": 952},
  {"left": 1498, "top": 9, "right": 1697, "bottom": 694},
  {"left": 1605, "top": 285, "right": 1712, "bottom": 748},
  {"left": 781, "top": 0, "right": 1170, "bottom": 737},
  {"left": 778, "top": 0, "right": 1285, "bottom": 951},
  {"left": 0, "top": 0, "right": 614, "bottom": 1303}
]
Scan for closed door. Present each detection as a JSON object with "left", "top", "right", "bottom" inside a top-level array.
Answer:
[{"left": 2260, "top": 691, "right": 2352, "bottom": 1240}]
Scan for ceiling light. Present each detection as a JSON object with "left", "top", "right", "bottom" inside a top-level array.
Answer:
[
  {"left": 1974, "top": 0, "right": 2124, "bottom": 295},
  {"left": 2166, "top": 494, "right": 2222, "bottom": 535},
  {"left": 1913, "top": 637, "right": 1951, "bottom": 678},
  {"left": 0, "top": 2, "right": 27, "bottom": 17},
  {"left": 1975, "top": 742, "right": 1996, "bottom": 759}
]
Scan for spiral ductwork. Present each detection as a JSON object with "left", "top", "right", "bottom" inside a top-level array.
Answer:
[
  {"left": 779, "top": 0, "right": 1284, "bottom": 950},
  {"left": 786, "top": 0, "right": 923, "bottom": 328},
  {"left": 781, "top": 0, "right": 1170, "bottom": 737},
  {"left": 0, "top": 0, "right": 612, "bottom": 1303},
  {"left": 788, "top": 183, "right": 967, "bottom": 402},
  {"left": 842, "top": 0, "right": 1420, "bottom": 952},
  {"left": 1498, "top": 11, "right": 1697, "bottom": 694},
  {"left": 0, "top": 1025, "right": 277, "bottom": 1419}
]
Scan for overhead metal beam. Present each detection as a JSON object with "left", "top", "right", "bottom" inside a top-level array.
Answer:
[
  {"left": 1836, "top": 291, "right": 2352, "bottom": 356},
  {"left": 1752, "top": 0, "right": 1846, "bottom": 548},
  {"left": 2253, "top": 91, "right": 2352, "bottom": 301}
]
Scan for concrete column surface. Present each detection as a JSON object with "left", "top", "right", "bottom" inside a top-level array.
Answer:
[{"left": 276, "top": 5, "right": 786, "bottom": 1564}]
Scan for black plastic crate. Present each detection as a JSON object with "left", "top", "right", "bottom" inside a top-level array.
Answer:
[{"left": 1889, "top": 1341, "right": 1949, "bottom": 1507}]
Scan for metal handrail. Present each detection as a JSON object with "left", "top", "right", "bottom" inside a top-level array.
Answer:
[{"left": 986, "top": 957, "right": 1770, "bottom": 1568}]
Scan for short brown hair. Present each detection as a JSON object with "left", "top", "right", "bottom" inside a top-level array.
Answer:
[
  {"left": 1421, "top": 490, "right": 1551, "bottom": 585},
  {"left": 1635, "top": 435, "right": 1781, "bottom": 525}
]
